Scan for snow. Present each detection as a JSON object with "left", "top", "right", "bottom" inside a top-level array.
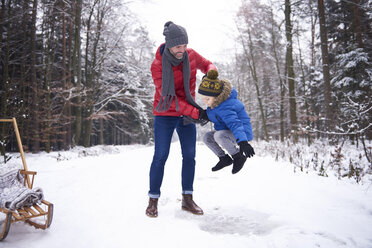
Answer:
[{"left": 1, "top": 143, "right": 372, "bottom": 248}]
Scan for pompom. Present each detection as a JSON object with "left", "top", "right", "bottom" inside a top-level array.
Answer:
[
  {"left": 163, "top": 21, "right": 173, "bottom": 36},
  {"left": 207, "top": 70, "right": 219, "bottom": 80},
  {"left": 164, "top": 21, "right": 173, "bottom": 28}
]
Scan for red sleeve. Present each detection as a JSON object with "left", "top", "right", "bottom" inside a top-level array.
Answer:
[
  {"left": 178, "top": 98, "right": 200, "bottom": 119},
  {"left": 151, "top": 60, "right": 162, "bottom": 94},
  {"left": 193, "top": 49, "right": 218, "bottom": 74}
]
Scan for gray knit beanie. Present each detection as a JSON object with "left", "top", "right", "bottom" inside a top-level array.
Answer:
[{"left": 163, "top": 21, "right": 188, "bottom": 48}]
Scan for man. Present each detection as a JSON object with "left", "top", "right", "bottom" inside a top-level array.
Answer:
[{"left": 146, "top": 21, "right": 216, "bottom": 217}]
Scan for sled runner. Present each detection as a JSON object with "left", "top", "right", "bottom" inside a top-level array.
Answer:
[{"left": 0, "top": 118, "right": 53, "bottom": 241}]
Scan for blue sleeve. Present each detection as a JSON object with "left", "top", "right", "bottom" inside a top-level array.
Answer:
[
  {"left": 219, "top": 106, "right": 248, "bottom": 143},
  {"left": 244, "top": 114, "right": 253, "bottom": 141}
]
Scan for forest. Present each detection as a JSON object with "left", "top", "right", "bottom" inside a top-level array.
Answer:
[{"left": 0, "top": 0, "right": 371, "bottom": 165}]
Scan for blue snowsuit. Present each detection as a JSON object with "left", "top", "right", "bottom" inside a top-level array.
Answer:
[{"left": 206, "top": 81, "right": 253, "bottom": 143}]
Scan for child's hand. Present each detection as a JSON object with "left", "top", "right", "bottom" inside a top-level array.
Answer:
[
  {"left": 198, "top": 109, "right": 209, "bottom": 123},
  {"left": 238, "top": 141, "right": 255, "bottom": 158}
]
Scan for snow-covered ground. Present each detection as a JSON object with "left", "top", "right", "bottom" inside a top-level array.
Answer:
[{"left": 1, "top": 142, "right": 372, "bottom": 248}]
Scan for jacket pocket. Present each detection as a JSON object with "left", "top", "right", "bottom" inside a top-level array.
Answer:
[{"left": 215, "top": 115, "right": 224, "bottom": 126}]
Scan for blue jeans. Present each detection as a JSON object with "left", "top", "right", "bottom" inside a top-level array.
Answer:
[{"left": 148, "top": 116, "right": 196, "bottom": 198}]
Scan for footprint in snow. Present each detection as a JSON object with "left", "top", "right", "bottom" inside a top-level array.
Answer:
[{"left": 178, "top": 207, "right": 280, "bottom": 236}]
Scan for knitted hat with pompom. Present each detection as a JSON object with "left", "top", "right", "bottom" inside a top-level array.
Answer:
[
  {"left": 198, "top": 70, "right": 224, "bottom": 97},
  {"left": 163, "top": 21, "right": 188, "bottom": 48}
]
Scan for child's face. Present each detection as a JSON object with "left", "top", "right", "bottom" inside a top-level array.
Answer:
[{"left": 201, "top": 95, "right": 216, "bottom": 107}]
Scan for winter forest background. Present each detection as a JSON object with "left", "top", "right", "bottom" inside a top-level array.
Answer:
[{"left": 0, "top": 0, "right": 371, "bottom": 180}]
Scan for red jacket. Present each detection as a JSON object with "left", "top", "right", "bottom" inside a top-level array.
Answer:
[{"left": 151, "top": 44, "right": 217, "bottom": 119}]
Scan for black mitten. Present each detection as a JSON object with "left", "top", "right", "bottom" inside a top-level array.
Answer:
[
  {"left": 238, "top": 141, "right": 255, "bottom": 158},
  {"left": 198, "top": 109, "right": 209, "bottom": 122}
]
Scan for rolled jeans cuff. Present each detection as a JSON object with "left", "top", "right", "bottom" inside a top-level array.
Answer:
[
  {"left": 148, "top": 193, "right": 160, "bottom": 199},
  {"left": 182, "top": 190, "right": 193, "bottom": 195}
]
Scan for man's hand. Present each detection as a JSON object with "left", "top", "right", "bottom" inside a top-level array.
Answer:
[
  {"left": 238, "top": 141, "right": 255, "bottom": 158},
  {"left": 198, "top": 109, "right": 209, "bottom": 122}
]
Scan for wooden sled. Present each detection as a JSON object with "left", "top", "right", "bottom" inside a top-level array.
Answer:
[{"left": 0, "top": 118, "right": 53, "bottom": 241}]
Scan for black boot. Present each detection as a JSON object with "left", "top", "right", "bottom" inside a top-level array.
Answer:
[
  {"left": 232, "top": 152, "right": 247, "bottom": 174},
  {"left": 212, "top": 154, "right": 233, "bottom": 171}
]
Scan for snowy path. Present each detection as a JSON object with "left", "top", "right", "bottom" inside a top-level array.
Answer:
[{"left": 1, "top": 143, "right": 372, "bottom": 248}]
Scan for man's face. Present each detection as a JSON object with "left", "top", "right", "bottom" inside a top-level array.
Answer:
[
  {"left": 169, "top": 44, "right": 187, "bottom": 59},
  {"left": 201, "top": 95, "right": 216, "bottom": 107}
]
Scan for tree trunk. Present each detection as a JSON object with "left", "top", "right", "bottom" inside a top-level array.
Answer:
[
  {"left": 99, "top": 119, "right": 104, "bottom": 145},
  {"left": 0, "top": 0, "right": 8, "bottom": 120},
  {"left": 66, "top": 5, "right": 73, "bottom": 148},
  {"left": 353, "top": 0, "right": 363, "bottom": 48},
  {"left": 82, "top": 3, "right": 97, "bottom": 147},
  {"left": 280, "top": 75, "right": 285, "bottom": 142},
  {"left": 310, "top": 0, "right": 317, "bottom": 67},
  {"left": 0, "top": 0, "right": 7, "bottom": 158},
  {"left": 310, "top": 0, "right": 321, "bottom": 139},
  {"left": 30, "top": 0, "right": 40, "bottom": 152},
  {"left": 269, "top": 6, "right": 285, "bottom": 141},
  {"left": 285, "top": 0, "right": 298, "bottom": 142},
  {"left": 83, "top": 2, "right": 104, "bottom": 147},
  {"left": 318, "top": 0, "right": 333, "bottom": 131},
  {"left": 62, "top": 1, "right": 68, "bottom": 150},
  {"left": 297, "top": 32, "right": 311, "bottom": 145},
  {"left": 72, "top": 0, "right": 83, "bottom": 146},
  {"left": 113, "top": 120, "right": 117, "bottom": 145},
  {"left": 19, "top": 0, "right": 30, "bottom": 143},
  {"left": 44, "top": 23, "right": 54, "bottom": 153}
]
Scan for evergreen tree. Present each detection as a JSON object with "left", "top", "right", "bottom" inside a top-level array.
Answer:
[{"left": 325, "top": 0, "right": 372, "bottom": 140}]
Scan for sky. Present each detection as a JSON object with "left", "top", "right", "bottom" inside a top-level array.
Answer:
[{"left": 128, "top": 0, "right": 243, "bottom": 63}]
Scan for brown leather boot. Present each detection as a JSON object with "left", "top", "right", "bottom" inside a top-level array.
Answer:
[
  {"left": 181, "top": 194, "right": 204, "bottom": 215},
  {"left": 146, "top": 198, "right": 158, "bottom": 218}
]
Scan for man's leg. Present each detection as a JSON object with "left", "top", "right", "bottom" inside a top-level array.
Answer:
[
  {"left": 148, "top": 116, "right": 178, "bottom": 198},
  {"left": 176, "top": 119, "right": 196, "bottom": 194},
  {"left": 176, "top": 118, "right": 203, "bottom": 215}
]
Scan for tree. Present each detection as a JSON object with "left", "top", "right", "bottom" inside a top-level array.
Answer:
[
  {"left": 30, "top": 0, "right": 40, "bottom": 152},
  {"left": 324, "top": 0, "right": 372, "bottom": 142},
  {"left": 285, "top": 0, "right": 298, "bottom": 142},
  {"left": 82, "top": 0, "right": 104, "bottom": 147},
  {"left": 72, "top": 0, "right": 83, "bottom": 146},
  {"left": 317, "top": 0, "right": 334, "bottom": 132},
  {"left": 332, "top": 49, "right": 372, "bottom": 140},
  {"left": 0, "top": 0, "right": 155, "bottom": 152},
  {"left": 236, "top": 0, "right": 270, "bottom": 141},
  {"left": 268, "top": 2, "right": 286, "bottom": 141}
]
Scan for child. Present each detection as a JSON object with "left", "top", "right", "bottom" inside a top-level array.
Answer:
[{"left": 198, "top": 70, "right": 255, "bottom": 174}]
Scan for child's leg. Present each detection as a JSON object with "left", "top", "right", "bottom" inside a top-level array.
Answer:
[
  {"left": 213, "top": 130, "right": 240, "bottom": 156},
  {"left": 213, "top": 130, "right": 247, "bottom": 174},
  {"left": 202, "top": 131, "right": 233, "bottom": 171},
  {"left": 202, "top": 131, "right": 226, "bottom": 157}
]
